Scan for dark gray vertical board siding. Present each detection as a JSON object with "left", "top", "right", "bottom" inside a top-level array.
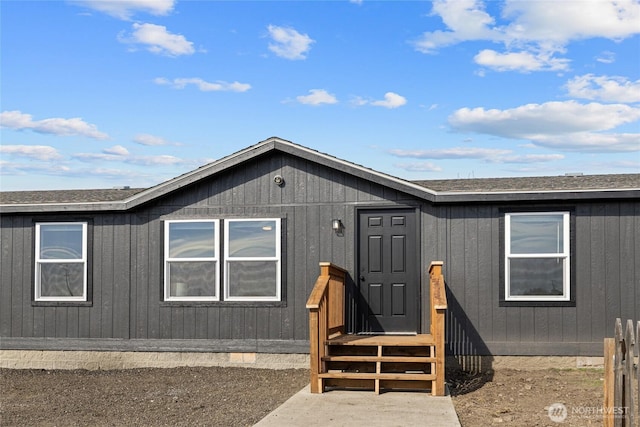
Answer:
[
  {"left": 132, "top": 214, "right": 148, "bottom": 338},
  {"left": 149, "top": 216, "right": 165, "bottom": 339},
  {"left": 618, "top": 202, "right": 635, "bottom": 320},
  {"left": 20, "top": 219, "right": 34, "bottom": 337},
  {"left": 604, "top": 203, "right": 621, "bottom": 339},
  {"left": 55, "top": 308, "right": 66, "bottom": 338},
  {"left": 576, "top": 204, "right": 595, "bottom": 343},
  {"left": 476, "top": 206, "right": 493, "bottom": 344},
  {"left": 4, "top": 150, "right": 636, "bottom": 356},
  {"left": 100, "top": 215, "right": 114, "bottom": 338},
  {"left": 113, "top": 215, "right": 130, "bottom": 339},
  {"left": 420, "top": 204, "right": 438, "bottom": 332},
  {"left": 194, "top": 307, "right": 207, "bottom": 339},
  {"left": 440, "top": 200, "right": 639, "bottom": 356},
  {"left": 244, "top": 307, "right": 257, "bottom": 340},
  {"left": 490, "top": 209, "right": 507, "bottom": 344},
  {"left": 67, "top": 307, "right": 79, "bottom": 338},
  {"left": 463, "top": 207, "right": 480, "bottom": 345},
  {"left": 89, "top": 216, "right": 103, "bottom": 338},
  {"left": 44, "top": 307, "right": 55, "bottom": 337},
  {"left": 1, "top": 216, "right": 14, "bottom": 337},
  {"left": 292, "top": 205, "right": 308, "bottom": 341}
]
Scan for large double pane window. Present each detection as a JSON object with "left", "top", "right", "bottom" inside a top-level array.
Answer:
[
  {"left": 505, "top": 212, "right": 570, "bottom": 301},
  {"left": 163, "top": 218, "right": 281, "bottom": 302},
  {"left": 35, "top": 222, "right": 88, "bottom": 301},
  {"left": 224, "top": 219, "right": 281, "bottom": 301},
  {"left": 164, "top": 220, "right": 219, "bottom": 301}
]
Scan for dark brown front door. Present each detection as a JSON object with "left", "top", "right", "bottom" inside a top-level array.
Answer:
[{"left": 357, "top": 208, "right": 419, "bottom": 333}]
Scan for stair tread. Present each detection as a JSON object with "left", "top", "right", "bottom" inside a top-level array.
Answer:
[
  {"left": 323, "top": 355, "right": 435, "bottom": 363},
  {"left": 326, "top": 334, "right": 435, "bottom": 347},
  {"left": 319, "top": 372, "right": 436, "bottom": 381}
]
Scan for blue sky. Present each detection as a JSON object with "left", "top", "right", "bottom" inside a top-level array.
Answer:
[{"left": 1, "top": 0, "right": 639, "bottom": 191}]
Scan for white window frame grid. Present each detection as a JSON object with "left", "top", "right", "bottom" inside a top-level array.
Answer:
[
  {"left": 164, "top": 219, "right": 220, "bottom": 302},
  {"left": 224, "top": 218, "right": 281, "bottom": 302},
  {"left": 35, "top": 222, "right": 88, "bottom": 302},
  {"left": 505, "top": 212, "right": 570, "bottom": 302}
]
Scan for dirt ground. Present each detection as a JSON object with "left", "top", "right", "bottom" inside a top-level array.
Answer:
[
  {"left": 1, "top": 366, "right": 610, "bottom": 426},
  {"left": 449, "top": 368, "right": 607, "bottom": 426}
]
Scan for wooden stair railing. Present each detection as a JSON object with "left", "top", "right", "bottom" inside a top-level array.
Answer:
[
  {"left": 429, "top": 261, "right": 448, "bottom": 396},
  {"left": 306, "top": 262, "right": 347, "bottom": 393},
  {"left": 307, "top": 261, "right": 448, "bottom": 396}
]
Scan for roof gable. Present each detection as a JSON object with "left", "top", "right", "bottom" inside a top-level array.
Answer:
[{"left": 1, "top": 137, "right": 639, "bottom": 213}]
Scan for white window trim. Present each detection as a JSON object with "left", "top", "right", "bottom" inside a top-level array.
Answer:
[
  {"left": 505, "top": 212, "right": 570, "bottom": 302},
  {"left": 35, "top": 222, "right": 88, "bottom": 302},
  {"left": 164, "top": 219, "right": 220, "bottom": 301},
  {"left": 224, "top": 218, "right": 281, "bottom": 302}
]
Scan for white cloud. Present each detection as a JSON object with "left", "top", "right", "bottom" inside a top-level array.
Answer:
[
  {"left": 133, "top": 133, "right": 179, "bottom": 146},
  {"left": 414, "top": 0, "right": 498, "bottom": 53},
  {"left": 296, "top": 89, "right": 338, "bottom": 105},
  {"left": 596, "top": 51, "right": 616, "bottom": 64},
  {"left": 393, "top": 162, "right": 443, "bottom": 172},
  {"left": 527, "top": 132, "right": 640, "bottom": 152},
  {"left": 370, "top": 92, "right": 407, "bottom": 109},
  {"left": 449, "top": 101, "right": 640, "bottom": 152},
  {"left": 565, "top": 74, "right": 640, "bottom": 103},
  {"left": 267, "top": 25, "right": 314, "bottom": 60},
  {"left": 414, "top": 0, "right": 640, "bottom": 73},
  {"left": 390, "top": 147, "right": 564, "bottom": 165},
  {"left": 155, "top": 77, "right": 251, "bottom": 92},
  {"left": 119, "top": 23, "right": 194, "bottom": 56},
  {"left": 450, "top": 101, "right": 640, "bottom": 136},
  {"left": 74, "top": 148, "right": 185, "bottom": 166},
  {"left": 0, "top": 110, "right": 109, "bottom": 140},
  {"left": 352, "top": 92, "right": 407, "bottom": 109},
  {"left": 103, "top": 145, "right": 130, "bottom": 156},
  {"left": 497, "top": 153, "right": 565, "bottom": 163},
  {"left": 501, "top": 0, "right": 640, "bottom": 43},
  {"left": 474, "top": 49, "right": 569, "bottom": 72},
  {"left": 71, "top": 0, "right": 175, "bottom": 20},
  {"left": 127, "top": 155, "right": 184, "bottom": 166},
  {"left": 0, "top": 145, "right": 63, "bottom": 161},
  {"left": 390, "top": 147, "right": 512, "bottom": 160}
]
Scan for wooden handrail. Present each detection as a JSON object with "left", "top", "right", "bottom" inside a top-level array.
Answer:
[
  {"left": 429, "top": 261, "right": 447, "bottom": 396},
  {"left": 307, "top": 262, "right": 347, "bottom": 393}
]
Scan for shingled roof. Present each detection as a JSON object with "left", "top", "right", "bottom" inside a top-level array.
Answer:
[
  {"left": 413, "top": 174, "right": 640, "bottom": 193},
  {"left": 0, "top": 188, "right": 145, "bottom": 205}
]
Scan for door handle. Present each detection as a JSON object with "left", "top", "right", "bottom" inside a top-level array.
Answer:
[{"left": 359, "top": 275, "right": 365, "bottom": 281}]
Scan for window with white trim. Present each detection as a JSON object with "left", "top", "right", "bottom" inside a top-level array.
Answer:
[
  {"left": 164, "top": 220, "right": 220, "bottom": 301},
  {"left": 35, "top": 222, "right": 88, "bottom": 301},
  {"left": 505, "top": 212, "right": 570, "bottom": 301},
  {"left": 224, "top": 219, "right": 281, "bottom": 301}
]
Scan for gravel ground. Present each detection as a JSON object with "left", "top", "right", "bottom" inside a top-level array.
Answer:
[{"left": 1, "top": 366, "right": 614, "bottom": 426}]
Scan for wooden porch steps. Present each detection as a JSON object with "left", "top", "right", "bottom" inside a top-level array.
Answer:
[
  {"left": 318, "top": 333, "right": 440, "bottom": 394},
  {"left": 307, "top": 261, "right": 447, "bottom": 396}
]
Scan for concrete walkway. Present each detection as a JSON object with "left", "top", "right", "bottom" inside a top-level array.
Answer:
[{"left": 255, "top": 385, "right": 461, "bottom": 427}]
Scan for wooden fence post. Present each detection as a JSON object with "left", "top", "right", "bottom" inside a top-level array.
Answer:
[
  {"left": 604, "top": 337, "right": 615, "bottom": 427},
  {"left": 614, "top": 319, "right": 624, "bottom": 427},
  {"left": 623, "top": 319, "right": 635, "bottom": 427}
]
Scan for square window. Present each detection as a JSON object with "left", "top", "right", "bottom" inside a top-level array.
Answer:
[
  {"left": 505, "top": 212, "right": 570, "bottom": 302},
  {"left": 35, "top": 222, "right": 88, "bottom": 301},
  {"left": 224, "top": 219, "right": 281, "bottom": 301},
  {"left": 164, "top": 220, "right": 219, "bottom": 301}
]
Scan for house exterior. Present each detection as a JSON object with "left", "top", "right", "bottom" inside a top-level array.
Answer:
[{"left": 1, "top": 137, "right": 638, "bottom": 368}]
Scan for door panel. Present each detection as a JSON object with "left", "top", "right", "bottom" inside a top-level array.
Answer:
[{"left": 358, "top": 208, "right": 419, "bottom": 333}]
